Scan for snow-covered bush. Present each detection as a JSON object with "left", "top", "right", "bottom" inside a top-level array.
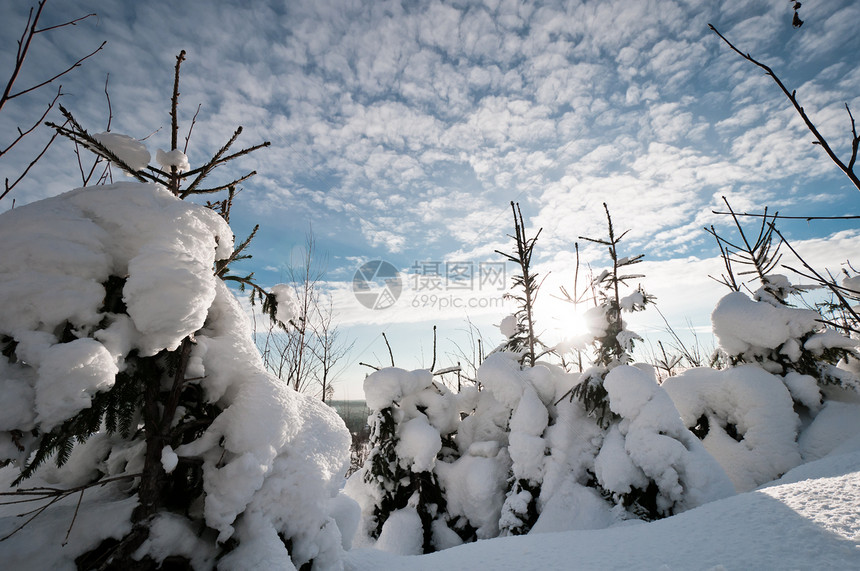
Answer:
[
  {"left": 707, "top": 204, "right": 859, "bottom": 403},
  {"left": 661, "top": 277, "right": 859, "bottom": 492},
  {"left": 662, "top": 365, "right": 801, "bottom": 492},
  {"left": 346, "top": 367, "right": 460, "bottom": 554},
  {"left": 475, "top": 352, "right": 556, "bottom": 536},
  {"left": 712, "top": 285, "right": 860, "bottom": 403},
  {"left": 546, "top": 364, "right": 735, "bottom": 523},
  {"left": 541, "top": 207, "right": 736, "bottom": 522},
  {"left": 0, "top": 184, "right": 353, "bottom": 568}
]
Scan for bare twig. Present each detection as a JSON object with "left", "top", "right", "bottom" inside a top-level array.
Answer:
[
  {"left": 382, "top": 332, "right": 395, "bottom": 367},
  {"left": 0, "top": 86, "right": 60, "bottom": 156},
  {"left": 0, "top": 473, "right": 142, "bottom": 542},
  {"left": 168, "top": 50, "right": 187, "bottom": 194},
  {"left": 62, "top": 490, "right": 84, "bottom": 545},
  {"left": 2, "top": 126, "right": 59, "bottom": 200},
  {"left": 705, "top": 197, "right": 783, "bottom": 293},
  {"left": 430, "top": 325, "right": 437, "bottom": 372},
  {"left": 103, "top": 73, "right": 113, "bottom": 132},
  {"left": 1, "top": 2, "right": 102, "bottom": 107},
  {"left": 774, "top": 225, "right": 860, "bottom": 327},
  {"left": 711, "top": 211, "right": 860, "bottom": 221},
  {"left": 183, "top": 171, "right": 257, "bottom": 197},
  {"left": 184, "top": 103, "right": 202, "bottom": 154}
]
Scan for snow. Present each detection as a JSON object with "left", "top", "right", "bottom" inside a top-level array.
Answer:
[
  {"left": 344, "top": 447, "right": 860, "bottom": 570},
  {"left": 160, "top": 445, "right": 178, "bottom": 473},
  {"left": 34, "top": 338, "right": 117, "bottom": 431},
  {"left": 173, "top": 280, "right": 353, "bottom": 565},
  {"left": 711, "top": 291, "right": 821, "bottom": 357},
  {"left": 783, "top": 371, "right": 822, "bottom": 412},
  {"left": 663, "top": 365, "right": 802, "bottom": 492},
  {"left": 91, "top": 132, "right": 150, "bottom": 171},
  {"left": 270, "top": 283, "right": 299, "bottom": 325},
  {"left": 805, "top": 328, "right": 859, "bottom": 352},
  {"left": 798, "top": 400, "right": 860, "bottom": 461},
  {"left": 477, "top": 352, "right": 528, "bottom": 409},
  {"left": 843, "top": 274, "right": 860, "bottom": 293},
  {"left": 619, "top": 290, "right": 645, "bottom": 311},
  {"left": 435, "top": 452, "right": 509, "bottom": 539},
  {"left": 395, "top": 416, "right": 442, "bottom": 472},
  {"left": 363, "top": 367, "right": 433, "bottom": 410},
  {"left": 156, "top": 148, "right": 190, "bottom": 173},
  {"left": 602, "top": 365, "right": 735, "bottom": 512},
  {"left": 499, "top": 314, "right": 518, "bottom": 338},
  {"left": 132, "top": 512, "right": 215, "bottom": 569},
  {"left": 2, "top": 168, "right": 859, "bottom": 569},
  {"left": 375, "top": 507, "right": 424, "bottom": 555}
]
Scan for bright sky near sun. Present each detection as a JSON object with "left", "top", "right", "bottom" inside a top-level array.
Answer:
[{"left": 2, "top": 0, "right": 859, "bottom": 399}]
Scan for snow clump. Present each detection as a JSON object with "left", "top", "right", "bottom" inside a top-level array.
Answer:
[{"left": 91, "top": 132, "right": 150, "bottom": 171}]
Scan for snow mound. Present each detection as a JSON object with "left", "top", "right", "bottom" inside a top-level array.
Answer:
[
  {"left": 601, "top": 365, "right": 735, "bottom": 512},
  {"left": 712, "top": 291, "right": 820, "bottom": 357},
  {"left": 663, "top": 365, "right": 802, "bottom": 492},
  {"left": 364, "top": 367, "right": 433, "bottom": 410}
]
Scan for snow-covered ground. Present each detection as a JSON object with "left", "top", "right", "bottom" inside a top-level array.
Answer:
[{"left": 345, "top": 443, "right": 860, "bottom": 570}]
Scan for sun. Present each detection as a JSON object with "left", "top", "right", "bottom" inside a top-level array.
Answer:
[{"left": 534, "top": 296, "right": 591, "bottom": 351}]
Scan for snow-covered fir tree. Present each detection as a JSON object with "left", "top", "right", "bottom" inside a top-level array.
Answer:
[
  {"left": 0, "top": 183, "right": 355, "bottom": 568},
  {"left": 346, "top": 367, "right": 459, "bottom": 554},
  {"left": 0, "top": 53, "right": 357, "bottom": 568},
  {"left": 552, "top": 205, "right": 734, "bottom": 521}
]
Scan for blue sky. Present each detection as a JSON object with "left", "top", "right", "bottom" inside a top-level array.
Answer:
[{"left": 2, "top": 0, "right": 859, "bottom": 399}]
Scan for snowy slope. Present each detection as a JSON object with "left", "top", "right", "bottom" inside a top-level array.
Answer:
[{"left": 344, "top": 444, "right": 860, "bottom": 570}]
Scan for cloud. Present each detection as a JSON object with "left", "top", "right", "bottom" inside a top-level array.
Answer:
[{"left": 3, "top": 0, "right": 859, "bottom": 392}]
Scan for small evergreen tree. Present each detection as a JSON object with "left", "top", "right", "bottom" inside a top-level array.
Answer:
[
  {"left": 356, "top": 368, "right": 452, "bottom": 554},
  {"left": 491, "top": 203, "right": 552, "bottom": 536},
  {"left": 495, "top": 201, "right": 543, "bottom": 367},
  {"left": 570, "top": 203, "right": 653, "bottom": 428}
]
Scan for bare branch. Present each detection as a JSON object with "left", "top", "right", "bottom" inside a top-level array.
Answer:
[
  {"left": 180, "top": 122, "right": 271, "bottom": 196},
  {"left": 0, "top": 85, "right": 61, "bottom": 156},
  {"left": 34, "top": 10, "right": 97, "bottom": 33},
  {"left": 430, "top": 325, "right": 437, "bottom": 372},
  {"left": 181, "top": 171, "right": 256, "bottom": 199},
  {"left": 167, "top": 50, "right": 187, "bottom": 194},
  {"left": 772, "top": 225, "right": 860, "bottom": 326},
  {"left": 847, "top": 104, "right": 859, "bottom": 173},
  {"left": 710, "top": 24, "right": 860, "bottom": 192},
  {"left": 711, "top": 210, "right": 860, "bottom": 221},
  {"left": 0, "top": 473, "right": 142, "bottom": 542},
  {"left": 104, "top": 73, "right": 113, "bottom": 132},
  {"left": 8, "top": 42, "right": 105, "bottom": 101},
  {"left": 1, "top": 128, "right": 59, "bottom": 200}
]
